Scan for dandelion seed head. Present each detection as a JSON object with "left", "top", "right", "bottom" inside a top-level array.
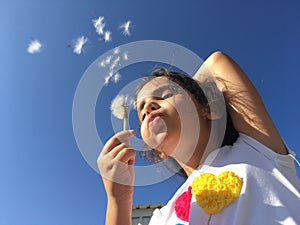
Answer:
[
  {"left": 111, "top": 95, "right": 127, "bottom": 119},
  {"left": 27, "top": 39, "right": 42, "bottom": 54},
  {"left": 110, "top": 94, "right": 134, "bottom": 119}
]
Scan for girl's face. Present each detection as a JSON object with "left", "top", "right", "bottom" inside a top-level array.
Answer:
[{"left": 136, "top": 77, "right": 202, "bottom": 160}]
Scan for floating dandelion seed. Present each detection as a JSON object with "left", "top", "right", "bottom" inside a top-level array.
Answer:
[
  {"left": 111, "top": 94, "right": 134, "bottom": 130},
  {"left": 104, "top": 71, "right": 121, "bottom": 86},
  {"left": 101, "top": 50, "right": 129, "bottom": 85},
  {"left": 123, "top": 52, "right": 129, "bottom": 61},
  {"left": 73, "top": 36, "right": 88, "bottom": 54},
  {"left": 113, "top": 47, "right": 120, "bottom": 55},
  {"left": 113, "top": 56, "right": 120, "bottom": 65},
  {"left": 105, "top": 56, "right": 112, "bottom": 64},
  {"left": 99, "top": 59, "right": 106, "bottom": 67},
  {"left": 93, "top": 16, "right": 104, "bottom": 28},
  {"left": 112, "top": 72, "right": 121, "bottom": 83},
  {"left": 109, "top": 56, "right": 120, "bottom": 71},
  {"left": 104, "top": 75, "right": 111, "bottom": 85},
  {"left": 95, "top": 25, "right": 105, "bottom": 36},
  {"left": 27, "top": 39, "right": 42, "bottom": 54},
  {"left": 108, "top": 70, "right": 114, "bottom": 78},
  {"left": 119, "top": 20, "right": 132, "bottom": 36},
  {"left": 110, "top": 63, "right": 117, "bottom": 72},
  {"left": 93, "top": 16, "right": 105, "bottom": 35},
  {"left": 103, "top": 31, "right": 112, "bottom": 42}
]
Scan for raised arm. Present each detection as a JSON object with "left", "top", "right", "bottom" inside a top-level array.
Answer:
[{"left": 194, "top": 51, "right": 287, "bottom": 155}]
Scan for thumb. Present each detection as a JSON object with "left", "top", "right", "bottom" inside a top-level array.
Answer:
[{"left": 116, "top": 130, "right": 135, "bottom": 146}]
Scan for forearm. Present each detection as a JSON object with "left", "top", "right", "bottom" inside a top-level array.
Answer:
[
  {"left": 194, "top": 51, "right": 286, "bottom": 154},
  {"left": 106, "top": 197, "right": 133, "bottom": 225}
]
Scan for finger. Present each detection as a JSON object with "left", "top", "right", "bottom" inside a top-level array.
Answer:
[
  {"left": 115, "top": 147, "right": 136, "bottom": 164},
  {"left": 108, "top": 143, "right": 128, "bottom": 158},
  {"left": 103, "top": 130, "right": 134, "bottom": 152}
]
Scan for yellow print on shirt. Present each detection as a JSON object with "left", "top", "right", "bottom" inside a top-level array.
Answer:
[{"left": 191, "top": 171, "right": 243, "bottom": 215}]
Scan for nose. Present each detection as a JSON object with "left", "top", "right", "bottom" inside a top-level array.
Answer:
[{"left": 142, "top": 99, "right": 160, "bottom": 117}]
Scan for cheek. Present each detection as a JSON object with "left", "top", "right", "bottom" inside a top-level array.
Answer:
[
  {"left": 167, "top": 95, "right": 200, "bottom": 139},
  {"left": 140, "top": 122, "right": 148, "bottom": 139},
  {"left": 168, "top": 94, "right": 197, "bottom": 115}
]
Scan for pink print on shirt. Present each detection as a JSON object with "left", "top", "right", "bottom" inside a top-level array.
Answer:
[{"left": 174, "top": 186, "right": 192, "bottom": 222}]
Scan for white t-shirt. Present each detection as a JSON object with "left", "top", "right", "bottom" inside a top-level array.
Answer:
[{"left": 148, "top": 133, "right": 300, "bottom": 225}]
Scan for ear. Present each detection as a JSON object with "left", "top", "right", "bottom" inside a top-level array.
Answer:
[
  {"left": 156, "top": 150, "right": 168, "bottom": 160},
  {"left": 206, "top": 103, "right": 226, "bottom": 120},
  {"left": 207, "top": 111, "right": 223, "bottom": 120}
]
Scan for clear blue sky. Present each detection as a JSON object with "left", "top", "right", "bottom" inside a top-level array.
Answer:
[{"left": 1, "top": 0, "right": 300, "bottom": 224}]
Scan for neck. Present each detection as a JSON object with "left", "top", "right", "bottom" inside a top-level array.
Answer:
[
  {"left": 177, "top": 141, "right": 207, "bottom": 177},
  {"left": 179, "top": 127, "right": 221, "bottom": 177},
  {"left": 180, "top": 163, "right": 196, "bottom": 177}
]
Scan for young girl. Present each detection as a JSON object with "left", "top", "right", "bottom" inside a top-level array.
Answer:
[{"left": 98, "top": 51, "right": 300, "bottom": 225}]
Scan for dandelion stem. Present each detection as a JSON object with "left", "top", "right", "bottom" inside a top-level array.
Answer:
[
  {"left": 122, "top": 105, "right": 128, "bottom": 131},
  {"left": 123, "top": 117, "right": 127, "bottom": 131}
]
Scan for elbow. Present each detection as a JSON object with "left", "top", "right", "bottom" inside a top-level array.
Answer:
[
  {"left": 208, "top": 51, "right": 228, "bottom": 62},
  {"left": 203, "top": 51, "right": 232, "bottom": 69}
]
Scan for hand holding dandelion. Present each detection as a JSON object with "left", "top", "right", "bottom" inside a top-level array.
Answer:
[{"left": 110, "top": 94, "right": 134, "bottom": 131}]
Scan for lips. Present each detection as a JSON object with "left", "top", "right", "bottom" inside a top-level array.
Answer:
[
  {"left": 148, "top": 113, "right": 166, "bottom": 135},
  {"left": 147, "top": 113, "right": 160, "bottom": 126},
  {"left": 149, "top": 116, "right": 161, "bottom": 127},
  {"left": 142, "top": 112, "right": 167, "bottom": 148}
]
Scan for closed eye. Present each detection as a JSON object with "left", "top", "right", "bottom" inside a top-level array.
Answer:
[{"left": 162, "top": 92, "right": 173, "bottom": 99}]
